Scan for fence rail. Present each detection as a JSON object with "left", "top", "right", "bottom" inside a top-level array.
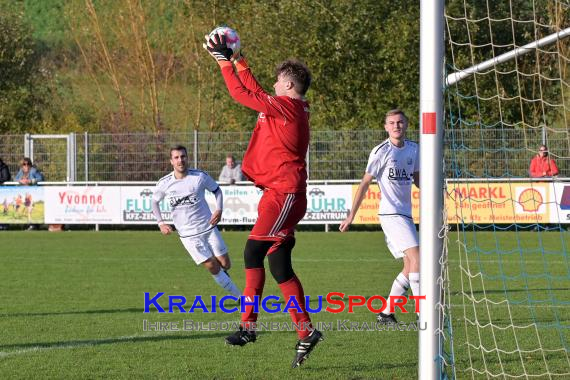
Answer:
[{"left": 1, "top": 129, "right": 567, "bottom": 182}]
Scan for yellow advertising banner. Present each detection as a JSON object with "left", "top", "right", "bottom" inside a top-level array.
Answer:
[{"left": 353, "top": 182, "right": 550, "bottom": 224}]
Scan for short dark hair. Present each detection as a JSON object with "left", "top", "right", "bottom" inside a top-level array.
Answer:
[
  {"left": 170, "top": 145, "right": 187, "bottom": 157},
  {"left": 275, "top": 59, "right": 312, "bottom": 96}
]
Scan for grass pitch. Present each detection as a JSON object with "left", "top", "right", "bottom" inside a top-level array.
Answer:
[{"left": 0, "top": 230, "right": 569, "bottom": 379}]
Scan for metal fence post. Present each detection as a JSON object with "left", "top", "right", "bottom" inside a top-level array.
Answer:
[
  {"left": 24, "top": 133, "right": 31, "bottom": 160},
  {"left": 85, "top": 132, "right": 89, "bottom": 182},
  {"left": 68, "top": 132, "right": 77, "bottom": 182},
  {"left": 66, "top": 134, "right": 70, "bottom": 182}
]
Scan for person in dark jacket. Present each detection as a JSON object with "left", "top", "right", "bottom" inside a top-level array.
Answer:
[
  {"left": 0, "top": 158, "right": 10, "bottom": 184},
  {"left": 0, "top": 158, "right": 11, "bottom": 230}
]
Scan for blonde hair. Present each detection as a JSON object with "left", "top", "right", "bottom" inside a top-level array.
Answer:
[{"left": 385, "top": 109, "right": 408, "bottom": 123}]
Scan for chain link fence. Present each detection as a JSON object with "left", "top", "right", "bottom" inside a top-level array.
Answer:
[{"left": 0, "top": 129, "right": 568, "bottom": 182}]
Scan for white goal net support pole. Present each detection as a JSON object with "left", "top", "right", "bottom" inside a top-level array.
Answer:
[
  {"left": 419, "top": 1, "right": 445, "bottom": 379},
  {"left": 446, "top": 27, "right": 570, "bottom": 87},
  {"left": 445, "top": 28, "right": 570, "bottom": 86}
]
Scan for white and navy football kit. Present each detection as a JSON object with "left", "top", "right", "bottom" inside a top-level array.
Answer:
[
  {"left": 152, "top": 170, "right": 227, "bottom": 265},
  {"left": 366, "top": 139, "right": 419, "bottom": 259}
]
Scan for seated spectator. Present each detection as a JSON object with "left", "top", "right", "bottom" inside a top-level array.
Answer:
[
  {"left": 15, "top": 157, "right": 44, "bottom": 185},
  {"left": 219, "top": 154, "right": 244, "bottom": 184},
  {"left": 15, "top": 158, "right": 43, "bottom": 230},
  {"left": 529, "top": 144, "right": 559, "bottom": 178}
]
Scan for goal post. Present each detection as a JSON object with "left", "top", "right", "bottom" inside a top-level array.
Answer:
[{"left": 419, "top": 1, "right": 445, "bottom": 380}]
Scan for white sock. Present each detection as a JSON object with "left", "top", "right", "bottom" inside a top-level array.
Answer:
[
  {"left": 409, "top": 272, "right": 420, "bottom": 296},
  {"left": 409, "top": 272, "right": 420, "bottom": 315},
  {"left": 386, "top": 272, "right": 410, "bottom": 315},
  {"left": 212, "top": 270, "right": 241, "bottom": 298}
]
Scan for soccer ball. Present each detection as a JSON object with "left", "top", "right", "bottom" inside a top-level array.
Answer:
[{"left": 208, "top": 26, "right": 241, "bottom": 59}]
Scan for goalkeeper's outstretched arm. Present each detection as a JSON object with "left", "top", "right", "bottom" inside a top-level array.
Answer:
[{"left": 203, "top": 33, "right": 283, "bottom": 117}]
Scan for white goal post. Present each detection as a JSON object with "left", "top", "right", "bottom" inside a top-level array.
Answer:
[{"left": 419, "top": 1, "right": 445, "bottom": 379}]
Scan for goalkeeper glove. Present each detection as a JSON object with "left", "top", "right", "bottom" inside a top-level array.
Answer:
[{"left": 203, "top": 33, "right": 233, "bottom": 62}]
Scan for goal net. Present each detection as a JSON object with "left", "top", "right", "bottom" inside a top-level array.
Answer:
[{"left": 442, "top": 1, "right": 570, "bottom": 378}]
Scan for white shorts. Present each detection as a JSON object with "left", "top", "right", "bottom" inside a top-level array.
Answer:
[
  {"left": 379, "top": 215, "right": 419, "bottom": 259},
  {"left": 179, "top": 228, "right": 228, "bottom": 265}
]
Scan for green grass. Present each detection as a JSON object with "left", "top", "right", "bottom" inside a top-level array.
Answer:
[
  {"left": 446, "top": 229, "right": 570, "bottom": 379},
  {"left": 0, "top": 231, "right": 569, "bottom": 379}
]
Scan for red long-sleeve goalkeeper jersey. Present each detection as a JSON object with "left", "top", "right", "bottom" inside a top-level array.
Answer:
[{"left": 219, "top": 60, "right": 309, "bottom": 193}]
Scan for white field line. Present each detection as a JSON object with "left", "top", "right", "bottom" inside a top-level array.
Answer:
[
  {"left": 0, "top": 314, "right": 288, "bottom": 359},
  {"left": 0, "top": 333, "right": 157, "bottom": 359}
]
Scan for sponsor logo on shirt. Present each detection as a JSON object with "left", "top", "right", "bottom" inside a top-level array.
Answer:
[
  {"left": 388, "top": 168, "right": 412, "bottom": 181},
  {"left": 169, "top": 193, "right": 199, "bottom": 208}
]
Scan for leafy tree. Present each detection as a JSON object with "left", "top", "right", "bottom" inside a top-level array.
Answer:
[{"left": 0, "top": 6, "right": 51, "bottom": 133}]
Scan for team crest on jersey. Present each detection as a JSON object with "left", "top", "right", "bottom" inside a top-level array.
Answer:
[
  {"left": 169, "top": 193, "right": 200, "bottom": 208},
  {"left": 407, "top": 157, "right": 413, "bottom": 165}
]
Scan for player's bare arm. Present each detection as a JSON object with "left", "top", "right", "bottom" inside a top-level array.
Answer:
[
  {"left": 210, "top": 210, "right": 222, "bottom": 226},
  {"left": 210, "top": 187, "right": 223, "bottom": 226},
  {"left": 159, "top": 223, "right": 172, "bottom": 235},
  {"left": 151, "top": 196, "right": 171, "bottom": 235},
  {"left": 339, "top": 173, "right": 374, "bottom": 232}
]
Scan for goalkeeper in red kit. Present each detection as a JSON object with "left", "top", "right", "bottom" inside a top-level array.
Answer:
[{"left": 204, "top": 32, "right": 322, "bottom": 368}]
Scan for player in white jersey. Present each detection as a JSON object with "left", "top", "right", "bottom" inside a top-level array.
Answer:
[
  {"left": 151, "top": 145, "right": 241, "bottom": 298},
  {"left": 339, "top": 109, "right": 420, "bottom": 324}
]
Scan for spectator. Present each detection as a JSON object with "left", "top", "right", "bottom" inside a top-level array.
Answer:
[
  {"left": 0, "top": 158, "right": 10, "bottom": 230},
  {"left": 15, "top": 157, "right": 44, "bottom": 185},
  {"left": 14, "top": 157, "right": 43, "bottom": 230},
  {"left": 529, "top": 144, "right": 559, "bottom": 178},
  {"left": 0, "top": 158, "right": 10, "bottom": 184},
  {"left": 219, "top": 154, "right": 244, "bottom": 184}
]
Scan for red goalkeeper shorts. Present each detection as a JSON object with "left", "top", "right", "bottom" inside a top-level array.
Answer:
[{"left": 249, "top": 189, "right": 306, "bottom": 253}]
